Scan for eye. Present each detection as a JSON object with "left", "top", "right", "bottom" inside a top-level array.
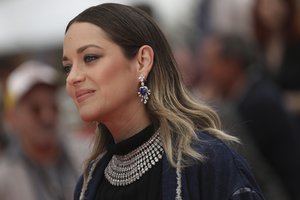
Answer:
[
  {"left": 62, "top": 64, "right": 72, "bottom": 76},
  {"left": 29, "top": 103, "right": 41, "bottom": 116},
  {"left": 84, "top": 55, "right": 99, "bottom": 63}
]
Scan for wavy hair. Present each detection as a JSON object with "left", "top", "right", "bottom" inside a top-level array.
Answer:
[{"left": 65, "top": 3, "right": 238, "bottom": 180}]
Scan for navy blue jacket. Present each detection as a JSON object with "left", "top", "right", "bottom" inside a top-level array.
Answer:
[{"left": 74, "top": 132, "right": 265, "bottom": 200}]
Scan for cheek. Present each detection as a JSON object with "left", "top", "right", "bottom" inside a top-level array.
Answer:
[
  {"left": 208, "top": 66, "right": 226, "bottom": 86},
  {"left": 96, "top": 69, "right": 137, "bottom": 108},
  {"left": 207, "top": 65, "right": 221, "bottom": 79},
  {"left": 101, "top": 71, "right": 137, "bottom": 104},
  {"left": 15, "top": 113, "right": 36, "bottom": 133},
  {"left": 96, "top": 59, "right": 136, "bottom": 96}
]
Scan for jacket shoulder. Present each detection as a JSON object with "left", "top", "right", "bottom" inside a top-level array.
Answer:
[
  {"left": 185, "top": 131, "right": 264, "bottom": 199},
  {"left": 195, "top": 132, "right": 249, "bottom": 170}
]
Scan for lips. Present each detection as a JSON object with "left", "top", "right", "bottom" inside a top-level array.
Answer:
[{"left": 75, "top": 89, "right": 95, "bottom": 103}]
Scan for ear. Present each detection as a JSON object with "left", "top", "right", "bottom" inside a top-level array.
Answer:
[{"left": 136, "top": 45, "right": 154, "bottom": 79}]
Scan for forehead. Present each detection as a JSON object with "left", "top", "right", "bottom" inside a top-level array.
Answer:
[
  {"left": 64, "top": 22, "right": 111, "bottom": 47},
  {"left": 17, "top": 84, "right": 56, "bottom": 104}
]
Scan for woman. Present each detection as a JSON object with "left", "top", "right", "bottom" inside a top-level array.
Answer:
[
  {"left": 62, "top": 3, "right": 264, "bottom": 200},
  {"left": 253, "top": 0, "right": 300, "bottom": 90}
]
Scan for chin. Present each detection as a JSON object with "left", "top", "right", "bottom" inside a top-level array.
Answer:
[
  {"left": 79, "top": 110, "right": 101, "bottom": 122},
  {"left": 77, "top": 103, "right": 104, "bottom": 122},
  {"left": 80, "top": 114, "right": 96, "bottom": 122}
]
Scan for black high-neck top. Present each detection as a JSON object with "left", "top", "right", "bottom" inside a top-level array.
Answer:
[{"left": 95, "top": 124, "right": 162, "bottom": 200}]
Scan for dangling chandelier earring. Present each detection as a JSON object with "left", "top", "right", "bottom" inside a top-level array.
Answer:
[{"left": 138, "top": 74, "right": 151, "bottom": 104}]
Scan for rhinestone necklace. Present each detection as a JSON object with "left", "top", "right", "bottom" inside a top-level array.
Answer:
[{"left": 104, "top": 130, "right": 164, "bottom": 186}]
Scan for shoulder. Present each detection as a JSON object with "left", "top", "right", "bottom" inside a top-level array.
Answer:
[
  {"left": 240, "top": 75, "right": 283, "bottom": 108},
  {"left": 193, "top": 131, "right": 239, "bottom": 160},
  {"left": 185, "top": 131, "right": 264, "bottom": 199},
  {"left": 0, "top": 155, "right": 35, "bottom": 200},
  {"left": 0, "top": 153, "right": 32, "bottom": 182},
  {"left": 195, "top": 131, "right": 240, "bottom": 159},
  {"left": 193, "top": 132, "right": 252, "bottom": 178},
  {"left": 0, "top": 153, "right": 22, "bottom": 176}
]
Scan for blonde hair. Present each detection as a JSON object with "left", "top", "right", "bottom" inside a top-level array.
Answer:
[{"left": 66, "top": 3, "right": 239, "bottom": 181}]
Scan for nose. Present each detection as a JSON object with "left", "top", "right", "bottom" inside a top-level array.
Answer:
[
  {"left": 66, "top": 64, "right": 85, "bottom": 86},
  {"left": 40, "top": 106, "right": 58, "bottom": 128}
]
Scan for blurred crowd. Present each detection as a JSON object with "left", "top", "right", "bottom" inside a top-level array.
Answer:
[
  {"left": 0, "top": 0, "right": 299, "bottom": 200},
  {"left": 178, "top": 0, "right": 300, "bottom": 199}
]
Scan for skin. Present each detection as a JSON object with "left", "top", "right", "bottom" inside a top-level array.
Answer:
[
  {"left": 200, "top": 38, "right": 246, "bottom": 99},
  {"left": 63, "top": 22, "right": 154, "bottom": 142},
  {"left": 11, "top": 84, "right": 59, "bottom": 164},
  {"left": 257, "top": 0, "right": 288, "bottom": 32},
  {"left": 256, "top": 0, "right": 289, "bottom": 73}
]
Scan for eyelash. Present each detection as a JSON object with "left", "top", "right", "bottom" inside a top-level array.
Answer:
[
  {"left": 84, "top": 55, "right": 99, "bottom": 63},
  {"left": 62, "top": 55, "right": 100, "bottom": 76},
  {"left": 62, "top": 65, "right": 71, "bottom": 76}
]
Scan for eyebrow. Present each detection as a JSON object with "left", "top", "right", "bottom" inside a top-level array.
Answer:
[
  {"left": 62, "top": 44, "right": 103, "bottom": 61},
  {"left": 77, "top": 44, "right": 103, "bottom": 53}
]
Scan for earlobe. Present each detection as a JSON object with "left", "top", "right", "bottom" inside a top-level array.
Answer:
[{"left": 136, "top": 45, "right": 154, "bottom": 77}]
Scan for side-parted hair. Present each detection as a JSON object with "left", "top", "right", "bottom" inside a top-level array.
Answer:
[{"left": 65, "top": 3, "right": 238, "bottom": 180}]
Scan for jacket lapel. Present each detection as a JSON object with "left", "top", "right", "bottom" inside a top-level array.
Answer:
[
  {"left": 85, "top": 153, "right": 111, "bottom": 200},
  {"left": 162, "top": 154, "right": 177, "bottom": 200}
]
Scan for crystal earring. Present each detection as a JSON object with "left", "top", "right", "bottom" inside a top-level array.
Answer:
[{"left": 138, "top": 74, "right": 151, "bottom": 104}]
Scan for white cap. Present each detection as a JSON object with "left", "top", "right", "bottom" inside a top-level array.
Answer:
[{"left": 6, "top": 60, "right": 58, "bottom": 103}]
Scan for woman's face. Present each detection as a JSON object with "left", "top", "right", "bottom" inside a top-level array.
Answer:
[
  {"left": 257, "top": 0, "right": 288, "bottom": 31},
  {"left": 63, "top": 22, "right": 140, "bottom": 123}
]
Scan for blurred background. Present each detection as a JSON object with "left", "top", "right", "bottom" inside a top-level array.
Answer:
[{"left": 0, "top": 0, "right": 299, "bottom": 200}]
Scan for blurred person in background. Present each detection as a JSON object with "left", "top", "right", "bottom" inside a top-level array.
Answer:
[
  {"left": 0, "top": 60, "right": 79, "bottom": 200},
  {"left": 173, "top": 44, "right": 198, "bottom": 90},
  {"left": 197, "top": 33, "right": 300, "bottom": 200},
  {"left": 0, "top": 54, "right": 25, "bottom": 153},
  {"left": 252, "top": 0, "right": 300, "bottom": 116},
  {"left": 0, "top": 86, "right": 9, "bottom": 152}
]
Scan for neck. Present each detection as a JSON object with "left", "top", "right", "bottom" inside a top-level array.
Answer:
[
  {"left": 102, "top": 103, "right": 151, "bottom": 143},
  {"left": 267, "top": 31, "right": 285, "bottom": 45}
]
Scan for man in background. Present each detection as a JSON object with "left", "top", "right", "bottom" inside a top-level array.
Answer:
[
  {"left": 0, "top": 60, "right": 79, "bottom": 200},
  {"left": 196, "top": 34, "right": 300, "bottom": 200}
]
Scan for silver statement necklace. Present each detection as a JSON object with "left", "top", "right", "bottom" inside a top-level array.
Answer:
[{"left": 104, "top": 130, "right": 164, "bottom": 186}]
